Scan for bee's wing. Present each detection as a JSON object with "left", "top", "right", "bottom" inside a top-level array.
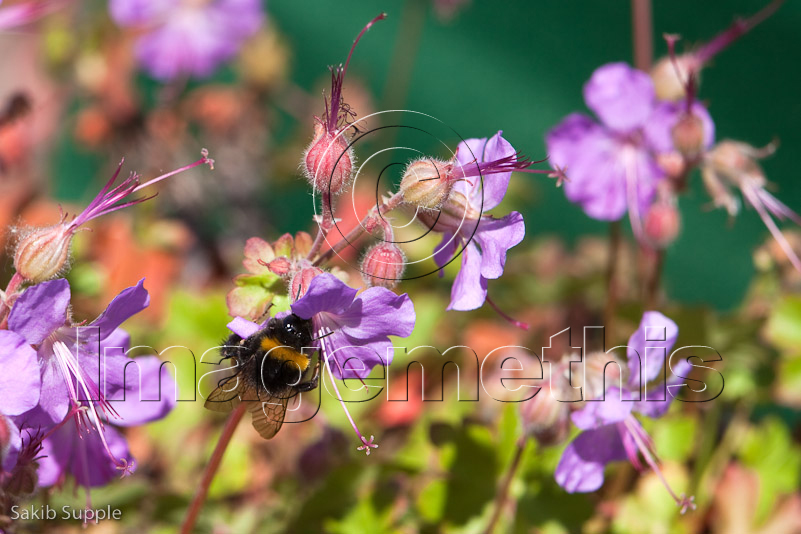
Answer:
[
  {"left": 246, "top": 393, "right": 290, "bottom": 440},
  {"left": 204, "top": 375, "right": 242, "bottom": 413}
]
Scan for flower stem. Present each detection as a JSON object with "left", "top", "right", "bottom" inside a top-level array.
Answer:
[
  {"left": 644, "top": 246, "right": 664, "bottom": 310},
  {"left": 484, "top": 437, "right": 528, "bottom": 534},
  {"left": 180, "top": 403, "right": 247, "bottom": 534},
  {"left": 631, "top": 0, "right": 653, "bottom": 71},
  {"left": 696, "top": 0, "right": 785, "bottom": 64},
  {"left": 313, "top": 191, "right": 404, "bottom": 267},
  {"left": 0, "top": 272, "right": 24, "bottom": 329},
  {"left": 604, "top": 221, "right": 621, "bottom": 332}
]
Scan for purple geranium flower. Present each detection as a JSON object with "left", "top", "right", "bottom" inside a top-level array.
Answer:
[
  {"left": 7, "top": 278, "right": 174, "bottom": 483},
  {"left": 546, "top": 62, "right": 714, "bottom": 236},
  {"left": 555, "top": 311, "right": 696, "bottom": 513},
  {"left": 430, "top": 131, "right": 526, "bottom": 313},
  {"left": 109, "top": 0, "right": 264, "bottom": 81},
  {"left": 228, "top": 272, "right": 415, "bottom": 455},
  {"left": 36, "top": 356, "right": 175, "bottom": 488}
]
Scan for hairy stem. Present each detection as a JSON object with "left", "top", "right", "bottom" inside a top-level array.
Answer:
[
  {"left": 484, "top": 437, "right": 528, "bottom": 534},
  {"left": 313, "top": 191, "right": 404, "bottom": 267},
  {"left": 180, "top": 403, "right": 247, "bottom": 534}
]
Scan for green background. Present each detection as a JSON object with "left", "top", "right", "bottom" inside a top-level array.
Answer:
[{"left": 268, "top": 0, "right": 801, "bottom": 310}]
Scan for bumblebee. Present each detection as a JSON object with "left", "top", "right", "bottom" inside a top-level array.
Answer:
[{"left": 205, "top": 314, "right": 319, "bottom": 439}]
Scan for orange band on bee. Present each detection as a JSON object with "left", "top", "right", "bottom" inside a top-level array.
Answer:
[{"left": 259, "top": 336, "right": 310, "bottom": 371}]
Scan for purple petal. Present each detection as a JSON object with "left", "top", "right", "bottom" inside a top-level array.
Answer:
[
  {"left": 634, "top": 357, "right": 692, "bottom": 418},
  {"left": 1, "top": 416, "right": 21, "bottom": 472},
  {"left": 584, "top": 62, "right": 655, "bottom": 133},
  {"left": 559, "top": 128, "right": 628, "bottom": 221},
  {"left": 292, "top": 273, "right": 358, "bottom": 319},
  {"left": 73, "top": 425, "right": 134, "bottom": 487},
  {"left": 227, "top": 316, "right": 260, "bottom": 339},
  {"left": 108, "top": 0, "right": 172, "bottom": 26},
  {"left": 475, "top": 211, "right": 525, "bottom": 280},
  {"left": 627, "top": 311, "right": 679, "bottom": 386},
  {"left": 433, "top": 232, "right": 458, "bottom": 274},
  {"left": 35, "top": 344, "right": 71, "bottom": 425},
  {"left": 555, "top": 424, "right": 628, "bottom": 493},
  {"left": 107, "top": 356, "right": 176, "bottom": 426},
  {"left": 0, "top": 331, "right": 40, "bottom": 416},
  {"left": 36, "top": 425, "right": 73, "bottom": 487},
  {"left": 570, "top": 386, "right": 633, "bottom": 430},
  {"left": 338, "top": 288, "right": 416, "bottom": 341},
  {"left": 90, "top": 279, "right": 150, "bottom": 341},
  {"left": 8, "top": 279, "right": 70, "bottom": 345},
  {"left": 546, "top": 113, "right": 601, "bottom": 169},
  {"left": 322, "top": 335, "right": 392, "bottom": 380},
  {"left": 447, "top": 242, "right": 488, "bottom": 311},
  {"left": 643, "top": 101, "right": 716, "bottom": 154}
]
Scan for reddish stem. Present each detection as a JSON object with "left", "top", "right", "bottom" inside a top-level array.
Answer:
[
  {"left": 696, "top": 0, "right": 785, "bottom": 64},
  {"left": 180, "top": 403, "right": 247, "bottom": 534},
  {"left": 313, "top": 191, "right": 404, "bottom": 267},
  {"left": 631, "top": 0, "right": 653, "bottom": 71}
]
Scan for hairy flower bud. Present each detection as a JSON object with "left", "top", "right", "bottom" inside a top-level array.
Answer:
[
  {"left": 671, "top": 113, "right": 706, "bottom": 159},
  {"left": 399, "top": 158, "right": 454, "bottom": 209},
  {"left": 303, "top": 123, "right": 353, "bottom": 195},
  {"left": 644, "top": 202, "right": 681, "bottom": 249},
  {"left": 290, "top": 266, "right": 323, "bottom": 302},
  {"left": 13, "top": 224, "right": 75, "bottom": 283},
  {"left": 361, "top": 243, "right": 406, "bottom": 289},
  {"left": 519, "top": 382, "right": 570, "bottom": 446}
]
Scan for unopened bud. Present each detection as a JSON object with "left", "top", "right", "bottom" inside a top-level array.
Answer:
[
  {"left": 656, "top": 151, "right": 685, "bottom": 179},
  {"left": 399, "top": 158, "right": 454, "bottom": 209},
  {"left": 644, "top": 202, "right": 681, "bottom": 248},
  {"left": 13, "top": 224, "right": 75, "bottom": 283},
  {"left": 650, "top": 54, "right": 700, "bottom": 101},
  {"left": 519, "top": 384, "right": 570, "bottom": 446},
  {"left": 303, "top": 123, "right": 353, "bottom": 195},
  {"left": 290, "top": 266, "right": 323, "bottom": 302},
  {"left": 671, "top": 113, "right": 705, "bottom": 159},
  {"left": 361, "top": 243, "right": 405, "bottom": 289}
]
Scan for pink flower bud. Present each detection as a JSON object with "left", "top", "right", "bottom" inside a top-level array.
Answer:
[
  {"left": 13, "top": 223, "right": 75, "bottom": 283},
  {"left": 519, "top": 383, "right": 570, "bottom": 446},
  {"left": 656, "top": 151, "right": 685, "bottom": 179},
  {"left": 361, "top": 243, "right": 405, "bottom": 289},
  {"left": 303, "top": 122, "right": 353, "bottom": 195},
  {"left": 644, "top": 202, "right": 681, "bottom": 249},
  {"left": 671, "top": 113, "right": 706, "bottom": 159},
  {"left": 399, "top": 158, "right": 454, "bottom": 209},
  {"left": 290, "top": 266, "right": 323, "bottom": 302}
]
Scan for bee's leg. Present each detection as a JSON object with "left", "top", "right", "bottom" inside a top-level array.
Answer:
[{"left": 298, "top": 362, "right": 320, "bottom": 392}]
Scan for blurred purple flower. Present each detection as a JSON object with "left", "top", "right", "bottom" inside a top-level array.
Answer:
[
  {"left": 430, "top": 131, "right": 525, "bottom": 312},
  {"left": 109, "top": 0, "right": 265, "bottom": 81},
  {"left": 546, "top": 63, "right": 714, "bottom": 235},
  {"left": 555, "top": 311, "right": 695, "bottom": 513}
]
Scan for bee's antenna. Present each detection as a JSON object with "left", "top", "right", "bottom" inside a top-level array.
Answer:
[
  {"left": 256, "top": 302, "right": 275, "bottom": 324},
  {"left": 312, "top": 330, "right": 335, "bottom": 341}
]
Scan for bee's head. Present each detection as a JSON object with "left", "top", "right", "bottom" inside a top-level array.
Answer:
[{"left": 282, "top": 314, "right": 313, "bottom": 349}]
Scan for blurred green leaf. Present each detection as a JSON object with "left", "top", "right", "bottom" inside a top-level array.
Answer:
[{"left": 765, "top": 296, "right": 801, "bottom": 352}]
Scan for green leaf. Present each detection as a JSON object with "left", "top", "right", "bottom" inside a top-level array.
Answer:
[{"left": 765, "top": 296, "right": 801, "bottom": 351}]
